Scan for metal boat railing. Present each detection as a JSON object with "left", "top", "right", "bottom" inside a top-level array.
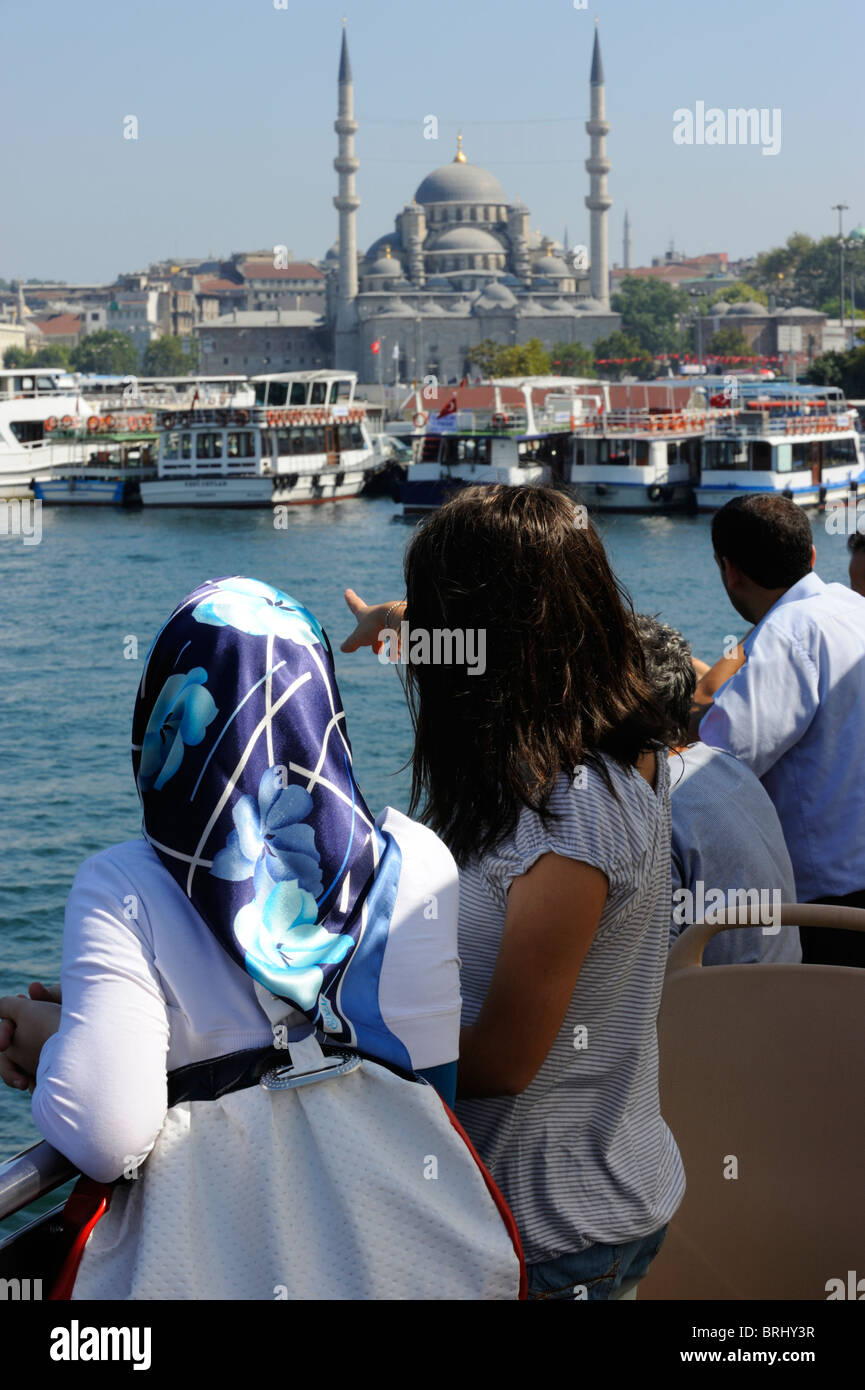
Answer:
[{"left": 0, "top": 1143, "right": 75, "bottom": 1227}]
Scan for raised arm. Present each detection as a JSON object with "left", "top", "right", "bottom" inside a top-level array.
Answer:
[{"left": 340, "top": 589, "right": 405, "bottom": 654}]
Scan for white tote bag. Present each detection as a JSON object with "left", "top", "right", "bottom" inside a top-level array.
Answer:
[{"left": 69, "top": 1036, "right": 524, "bottom": 1301}]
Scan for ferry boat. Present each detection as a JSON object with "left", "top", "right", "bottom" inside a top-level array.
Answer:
[
  {"left": 140, "top": 370, "right": 376, "bottom": 508},
  {"left": 397, "top": 378, "right": 592, "bottom": 514},
  {"left": 0, "top": 388, "right": 99, "bottom": 500},
  {"left": 567, "top": 393, "right": 705, "bottom": 513},
  {"left": 694, "top": 383, "right": 865, "bottom": 511}
]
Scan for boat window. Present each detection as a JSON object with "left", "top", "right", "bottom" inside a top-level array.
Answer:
[
  {"left": 776, "top": 444, "right": 793, "bottom": 473},
  {"left": 333, "top": 379, "right": 353, "bottom": 403},
  {"left": 197, "top": 432, "right": 224, "bottom": 460},
  {"left": 36, "top": 377, "right": 58, "bottom": 391},
  {"left": 181, "top": 433, "right": 192, "bottom": 460},
  {"left": 254, "top": 382, "right": 268, "bottom": 406},
  {"left": 277, "top": 429, "right": 295, "bottom": 456},
  {"left": 290, "top": 382, "right": 307, "bottom": 405},
  {"left": 227, "top": 431, "right": 255, "bottom": 458},
  {"left": 751, "top": 442, "right": 772, "bottom": 471},
  {"left": 348, "top": 423, "right": 364, "bottom": 450},
  {"left": 791, "top": 442, "right": 815, "bottom": 469},
  {"left": 163, "top": 431, "right": 180, "bottom": 460},
  {"left": 10, "top": 420, "right": 45, "bottom": 443},
  {"left": 824, "top": 437, "right": 859, "bottom": 465},
  {"left": 269, "top": 382, "right": 288, "bottom": 407},
  {"left": 703, "top": 441, "right": 737, "bottom": 470},
  {"left": 310, "top": 381, "right": 328, "bottom": 405}
]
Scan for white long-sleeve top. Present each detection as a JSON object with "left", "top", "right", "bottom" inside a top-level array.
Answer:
[{"left": 33, "top": 808, "right": 460, "bottom": 1183}]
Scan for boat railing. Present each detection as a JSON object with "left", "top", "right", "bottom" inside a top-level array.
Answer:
[
  {"left": 703, "top": 410, "right": 854, "bottom": 438},
  {"left": 575, "top": 409, "right": 707, "bottom": 436},
  {"left": 0, "top": 1143, "right": 76, "bottom": 1228}
]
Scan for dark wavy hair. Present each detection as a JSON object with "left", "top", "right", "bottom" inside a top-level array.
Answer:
[
  {"left": 633, "top": 614, "right": 696, "bottom": 747},
  {"left": 403, "top": 485, "right": 669, "bottom": 864}
]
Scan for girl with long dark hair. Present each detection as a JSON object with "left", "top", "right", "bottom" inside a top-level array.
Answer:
[{"left": 342, "top": 484, "right": 685, "bottom": 1299}]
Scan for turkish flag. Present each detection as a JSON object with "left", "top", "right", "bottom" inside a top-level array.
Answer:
[
  {"left": 371, "top": 340, "right": 380, "bottom": 355},
  {"left": 437, "top": 395, "right": 458, "bottom": 418}
]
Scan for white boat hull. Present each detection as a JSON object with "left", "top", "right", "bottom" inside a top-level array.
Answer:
[
  {"left": 695, "top": 467, "right": 865, "bottom": 511},
  {"left": 140, "top": 477, "right": 273, "bottom": 507}
]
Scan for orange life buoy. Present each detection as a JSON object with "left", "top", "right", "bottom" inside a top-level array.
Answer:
[
  {"left": 61, "top": 415, "right": 73, "bottom": 428},
  {"left": 413, "top": 411, "right": 428, "bottom": 428},
  {"left": 267, "top": 410, "right": 276, "bottom": 426},
  {"left": 46, "top": 416, "right": 58, "bottom": 432},
  {"left": 103, "top": 415, "right": 115, "bottom": 430},
  {"left": 86, "top": 416, "right": 99, "bottom": 433}
]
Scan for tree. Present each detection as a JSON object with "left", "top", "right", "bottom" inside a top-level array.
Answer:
[
  {"left": 550, "top": 341, "right": 597, "bottom": 378},
  {"left": 751, "top": 232, "right": 865, "bottom": 312},
  {"left": 593, "top": 332, "right": 652, "bottom": 380},
  {"left": 71, "top": 330, "right": 139, "bottom": 375},
  {"left": 466, "top": 337, "right": 550, "bottom": 377},
  {"left": 466, "top": 339, "right": 500, "bottom": 378},
  {"left": 2, "top": 344, "right": 71, "bottom": 368},
  {"left": 806, "top": 346, "right": 865, "bottom": 396},
  {"left": 704, "top": 283, "right": 768, "bottom": 309},
  {"left": 705, "top": 326, "right": 754, "bottom": 359},
  {"left": 610, "top": 277, "right": 691, "bottom": 355},
  {"left": 142, "top": 335, "right": 198, "bottom": 376}
]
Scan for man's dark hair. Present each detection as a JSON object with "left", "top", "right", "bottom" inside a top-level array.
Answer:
[
  {"left": 848, "top": 530, "right": 865, "bottom": 554},
  {"left": 711, "top": 495, "right": 813, "bottom": 589},
  {"left": 633, "top": 614, "right": 696, "bottom": 746}
]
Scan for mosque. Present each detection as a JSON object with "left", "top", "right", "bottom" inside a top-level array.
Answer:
[{"left": 327, "top": 21, "right": 621, "bottom": 380}]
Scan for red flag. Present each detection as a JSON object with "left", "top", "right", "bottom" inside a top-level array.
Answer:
[
  {"left": 371, "top": 340, "right": 380, "bottom": 355},
  {"left": 437, "top": 395, "right": 458, "bottom": 419},
  {"left": 459, "top": 376, "right": 468, "bottom": 388}
]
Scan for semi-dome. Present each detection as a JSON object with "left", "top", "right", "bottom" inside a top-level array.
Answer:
[
  {"left": 518, "top": 297, "right": 549, "bottom": 315},
  {"left": 574, "top": 296, "right": 607, "bottom": 313},
  {"left": 535, "top": 253, "right": 571, "bottom": 278},
  {"left": 427, "top": 226, "right": 506, "bottom": 254},
  {"left": 727, "top": 301, "right": 766, "bottom": 316},
  {"left": 472, "top": 282, "right": 518, "bottom": 311},
  {"left": 365, "top": 254, "right": 402, "bottom": 278},
  {"left": 376, "top": 298, "right": 417, "bottom": 317},
  {"left": 415, "top": 135, "right": 507, "bottom": 206},
  {"left": 364, "top": 232, "right": 402, "bottom": 262}
]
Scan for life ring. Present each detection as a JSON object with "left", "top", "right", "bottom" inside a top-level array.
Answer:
[
  {"left": 492, "top": 412, "right": 509, "bottom": 428},
  {"left": 267, "top": 410, "right": 277, "bottom": 426},
  {"left": 61, "top": 415, "right": 73, "bottom": 428},
  {"left": 648, "top": 484, "right": 664, "bottom": 502},
  {"left": 129, "top": 417, "right": 139, "bottom": 432},
  {"left": 46, "top": 417, "right": 58, "bottom": 432},
  {"left": 103, "top": 415, "right": 115, "bottom": 430},
  {"left": 86, "top": 416, "right": 99, "bottom": 433},
  {"left": 413, "top": 411, "right": 428, "bottom": 428}
]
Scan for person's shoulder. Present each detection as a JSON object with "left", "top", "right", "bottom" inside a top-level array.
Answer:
[
  {"left": 71, "top": 839, "right": 167, "bottom": 893},
  {"left": 376, "top": 807, "right": 458, "bottom": 878}
]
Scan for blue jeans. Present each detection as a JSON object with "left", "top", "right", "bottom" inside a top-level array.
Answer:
[{"left": 527, "top": 1224, "right": 669, "bottom": 1300}]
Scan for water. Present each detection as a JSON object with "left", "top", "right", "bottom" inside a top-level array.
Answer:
[{"left": 0, "top": 498, "right": 854, "bottom": 1173}]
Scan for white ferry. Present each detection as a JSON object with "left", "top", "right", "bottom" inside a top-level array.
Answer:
[
  {"left": 567, "top": 392, "right": 705, "bottom": 513},
  {"left": 397, "top": 378, "right": 592, "bottom": 514},
  {"left": 140, "top": 371, "right": 376, "bottom": 508},
  {"left": 0, "top": 383, "right": 98, "bottom": 500},
  {"left": 694, "top": 383, "right": 865, "bottom": 511}
]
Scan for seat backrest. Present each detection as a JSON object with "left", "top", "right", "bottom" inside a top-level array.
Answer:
[{"left": 640, "top": 903, "right": 865, "bottom": 1300}]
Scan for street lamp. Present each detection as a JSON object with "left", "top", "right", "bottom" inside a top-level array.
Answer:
[{"left": 832, "top": 203, "right": 850, "bottom": 331}]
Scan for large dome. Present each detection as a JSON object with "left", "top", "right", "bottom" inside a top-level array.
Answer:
[{"left": 415, "top": 137, "right": 507, "bottom": 206}]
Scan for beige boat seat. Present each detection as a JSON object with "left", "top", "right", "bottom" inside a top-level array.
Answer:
[{"left": 640, "top": 903, "right": 865, "bottom": 1301}]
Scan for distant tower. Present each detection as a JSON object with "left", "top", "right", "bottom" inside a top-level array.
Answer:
[
  {"left": 15, "top": 278, "right": 28, "bottom": 324},
  {"left": 623, "top": 209, "right": 632, "bottom": 270},
  {"left": 585, "top": 21, "right": 612, "bottom": 307},
  {"left": 333, "top": 19, "right": 360, "bottom": 368}
]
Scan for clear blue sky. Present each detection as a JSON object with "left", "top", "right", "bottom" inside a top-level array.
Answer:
[{"left": 2, "top": 0, "right": 862, "bottom": 283}]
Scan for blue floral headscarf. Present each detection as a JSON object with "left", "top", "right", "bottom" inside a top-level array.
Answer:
[{"left": 131, "top": 576, "right": 410, "bottom": 1070}]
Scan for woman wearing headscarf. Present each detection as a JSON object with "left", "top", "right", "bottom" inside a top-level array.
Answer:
[{"left": 0, "top": 576, "right": 523, "bottom": 1299}]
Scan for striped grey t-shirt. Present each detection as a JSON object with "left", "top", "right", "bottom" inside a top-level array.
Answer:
[{"left": 454, "top": 753, "right": 686, "bottom": 1265}]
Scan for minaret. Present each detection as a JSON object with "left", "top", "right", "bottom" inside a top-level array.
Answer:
[
  {"left": 623, "top": 209, "right": 632, "bottom": 269},
  {"left": 584, "top": 20, "right": 611, "bottom": 307},
  {"left": 333, "top": 19, "right": 360, "bottom": 368}
]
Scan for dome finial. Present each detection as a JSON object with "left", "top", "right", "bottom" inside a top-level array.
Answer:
[
  {"left": 454, "top": 131, "right": 467, "bottom": 164},
  {"left": 384, "top": 244, "right": 392, "bottom": 258}
]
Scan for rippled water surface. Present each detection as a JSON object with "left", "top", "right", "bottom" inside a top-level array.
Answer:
[{"left": 0, "top": 498, "right": 853, "bottom": 1172}]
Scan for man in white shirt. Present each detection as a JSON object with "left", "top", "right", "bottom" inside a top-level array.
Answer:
[{"left": 695, "top": 495, "right": 865, "bottom": 966}]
